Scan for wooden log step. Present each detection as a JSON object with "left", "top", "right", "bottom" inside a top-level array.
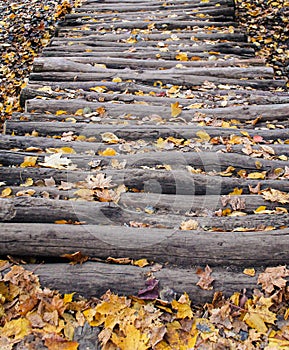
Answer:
[
  {"left": 24, "top": 81, "right": 166, "bottom": 95},
  {"left": 57, "top": 28, "right": 245, "bottom": 42},
  {"left": 33, "top": 57, "right": 265, "bottom": 70},
  {"left": 63, "top": 11, "right": 234, "bottom": 23},
  {"left": 24, "top": 262, "right": 259, "bottom": 304},
  {"left": 60, "top": 19, "right": 237, "bottom": 29},
  {"left": 2, "top": 191, "right": 289, "bottom": 220},
  {"left": 67, "top": 6, "right": 235, "bottom": 20},
  {"left": 42, "top": 49, "right": 255, "bottom": 60},
  {"left": 3, "top": 134, "right": 289, "bottom": 158},
  {"left": 5, "top": 121, "right": 289, "bottom": 143},
  {"left": 21, "top": 86, "right": 289, "bottom": 110},
  {"left": 2, "top": 167, "right": 289, "bottom": 195},
  {"left": 1, "top": 223, "right": 289, "bottom": 267},
  {"left": 21, "top": 87, "right": 289, "bottom": 112},
  {"left": 81, "top": 0, "right": 233, "bottom": 5},
  {"left": 32, "top": 58, "right": 272, "bottom": 79},
  {"left": 3, "top": 196, "right": 289, "bottom": 231},
  {"left": 23, "top": 99, "right": 289, "bottom": 123},
  {"left": 27, "top": 73, "right": 282, "bottom": 89},
  {"left": 22, "top": 81, "right": 288, "bottom": 100},
  {"left": 0, "top": 150, "right": 287, "bottom": 173},
  {"left": 46, "top": 41, "right": 255, "bottom": 56}
]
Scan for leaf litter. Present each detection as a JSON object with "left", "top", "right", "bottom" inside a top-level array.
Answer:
[{"left": 1, "top": 262, "right": 289, "bottom": 348}]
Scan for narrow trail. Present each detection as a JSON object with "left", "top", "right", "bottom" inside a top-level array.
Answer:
[{"left": 1, "top": 0, "right": 289, "bottom": 303}]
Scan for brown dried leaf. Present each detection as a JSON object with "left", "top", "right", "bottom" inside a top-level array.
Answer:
[{"left": 196, "top": 265, "right": 214, "bottom": 290}]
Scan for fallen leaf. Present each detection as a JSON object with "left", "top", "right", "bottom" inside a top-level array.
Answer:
[
  {"left": 243, "top": 268, "right": 256, "bottom": 277},
  {"left": 61, "top": 251, "right": 89, "bottom": 265},
  {"left": 20, "top": 156, "right": 38, "bottom": 168},
  {"left": 196, "top": 265, "right": 214, "bottom": 290},
  {"left": 171, "top": 102, "right": 182, "bottom": 117},
  {"left": 138, "top": 278, "right": 159, "bottom": 300},
  {"left": 258, "top": 266, "right": 289, "bottom": 294},
  {"left": 180, "top": 219, "right": 199, "bottom": 230},
  {"left": 98, "top": 148, "right": 117, "bottom": 156},
  {"left": 101, "top": 132, "right": 120, "bottom": 144}
]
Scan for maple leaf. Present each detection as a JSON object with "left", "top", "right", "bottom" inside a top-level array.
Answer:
[
  {"left": 61, "top": 251, "right": 89, "bottom": 265},
  {"left": 85, "top": 174, "right": 114, "bottom": 189},
  {"left": 138, "top": 278, "right": 159, "bottom": 300},
  {"left": 111, "top": 324, "right": 150, "bottom": 350},
  {"left": 171, "top": 102, "right": 182, "bottom": 117},
  {"left": 243, "top": 296, "right": 276, "bottom": 333},
  {"left": 262, "top": 188, "right": 289, "bottom": 204},
  {"left": 258, "top": 266, "right": 289, "bottom": 294},
  {"left": 0, "top": 317, "right": 31, "bottom": 341},
  {"left": 196, "top": 265, "right": 214, "bottom": 290},
  {"left": 180, "top": 219, "right": 199, "bottom": 230},
  {"left": 171, "top": 293, "right": 193, "bottom": 319},
  {"left": 39, "top": 153, "right": 76, "bottom": 170}
]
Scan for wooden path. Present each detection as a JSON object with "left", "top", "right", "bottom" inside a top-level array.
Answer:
[{"left": 1, "top": 0, "right": 289, "bottom": 303}]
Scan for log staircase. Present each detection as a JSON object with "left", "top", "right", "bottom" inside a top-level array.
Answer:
[{"left": 1, "top": 0, "right": 289, "bottom": 303}]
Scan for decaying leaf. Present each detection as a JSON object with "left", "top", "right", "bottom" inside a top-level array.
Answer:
[
  {"left": 61, "top": 251, "right": 89, "bottom": 265},
  {"left": 171, "top": 102, "right": 182, "bottom": 117},
  {"left": 39, "top": 153, "right": 76, "bottom": 170},
  {"left": 180, "top": 219, "right": 199, "bottom": 230},
  {"left": 196, "top": 265, "right": 214, "bottom": 290},
  {"left": 262, "top": 188, "right": 289, "bottom": 204},
  {"left": 258, "top": 266, "right": 289, "bottom": 294}
]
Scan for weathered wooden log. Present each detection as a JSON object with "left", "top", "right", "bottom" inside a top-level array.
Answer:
[
  {"left": 32, "top": 59, "right": 272, "bottom": 81},
  {"left": 61, "top": 19, "right": 237, "bottom": 29},
  {"left": 1, "top": 196, "right": 289, "bottom": 231},
  {"left": 45, "top": 42, "right": 256, "bottom": 57},
  {"left": 33, "top": 56, "right": 265, "bottom": 70},
  {"left": 3, "top": 134, "right": 289, "bottom": 158},
  {"left": 42, "top": 49, "right": 255, "bottom": 60},
  {"left": 32, "top": 57, "right": 267, "bottom": 73},
  {"left": 20, "top": 86, "right": 289, "bottom": 111},
  {"left": 24, "top": 262, "right": 259, "bottom": 304},
  {"left": 22, "top": 100, "right": 289, "bottom": 123},
  {"left": 5, "top": 120, "right": 289, "bottom": 143},
  {"left": 2, "top": 167, "right": 289, "bottom": 195},
  {"left": 65, "top": 6, "right": 234, "bottom": 21},
  {"left": 58, "top": 30, "right": 246, "bottom": 43},
  {"left": 27, "top": 70, "right": 283, "bottom": 89},
  {"left": 1, "top": 223, "right": 289, "bottom": 267},
  {"left": 0, "top": 150, "right": 287, "bottom": 173}
]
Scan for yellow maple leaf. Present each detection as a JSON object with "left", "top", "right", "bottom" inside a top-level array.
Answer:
[
  {"left": 98, "top": 148, "right": 117, "bottom": 156},
  {"left": 55, "top": 110, "right": 67, "bottom": 116},
  {"left": 243, "top": 268, "right": 256, "bottom": 277},
  {"left": 0, "top": 187, "right": 12, "bottom": 198},
  {"left": 175, "top": 52, "right": 189, "bottom": 61},
  {"left": 195, "top": 130, "right": 211, "bottom": 142},
  {"left": 133, "top": 259, "right": 149, "bottom": 267},
  {"left": 1, "top": 317, "right": 31, "bottom": 340},
  {"left": 229, "top": 187, "right": 243, "bottom": 195},
  {"left": 171, "top": 293, "right": 193, "bottom": 319},
  {"left": 171, "top": 102, "right": 182, "bottom": 117},
  {"left": 247, "top": 172, "right": 266, "bottom": 179},
  {"left": 243, "top": 297, "right": 276, "bottom": 333},
  {"left": 112, "top": 324, "right": 149, "bottom": 350},
  {"left": 112, "top": 77, "right": 122, "bottom": 83},
  {"left": 89, "top": 86, "right": 106, "bottom": 93},
  {"left": 20, "top": 156, "right": 38, "bottom": 168},
  {"left": 63, "top": 293, "right": 75, "bottom": 304}
]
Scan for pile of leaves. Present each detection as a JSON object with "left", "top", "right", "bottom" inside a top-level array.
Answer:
[
  {"left": 1, "top": 261, "right": 289, "bottom": 349},
  {"left": 0, "top": 0, "right": 80, "bottom": 122},
  {"left": 235, "top": 0, "right": 289, "bottom": 78}
]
